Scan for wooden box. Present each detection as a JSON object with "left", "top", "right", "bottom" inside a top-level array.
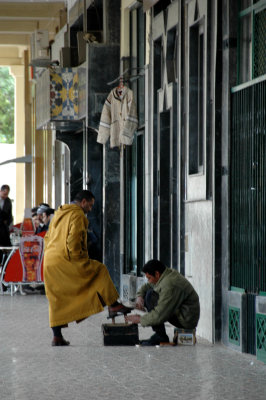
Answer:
[{"left": 102, "top": 323, "right": 139, "bottom": 346}]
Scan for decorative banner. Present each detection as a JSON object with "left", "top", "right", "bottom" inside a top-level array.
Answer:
[
  {"left": 50, "top": 68, "right": 79, "bottom": 120},
  {"left": 36, "top": 67, "right": 79, "bottom": 127},
  {"left": 3, "top": 231, "right": 46, "bottom": 284},
  {"left": 19, "top": 236, "right": 44, "bottom": 282}
]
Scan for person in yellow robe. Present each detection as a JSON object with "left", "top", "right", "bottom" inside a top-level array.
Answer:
[{"left": 44, "top": 190, "right": 131, "bottom": 346}]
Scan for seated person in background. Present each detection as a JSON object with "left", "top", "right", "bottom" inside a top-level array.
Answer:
[
  {"left": 0, "top": 209, "right": 11, "bottom": 246},
  {"left": 125, "top": 259, "right": 200, "bottom": 346},
  {"left": 36, "top": 204, "right": 50, "bottom": 233},
  {"left": 42, "top": 208, "right": 54, "bottom": 231},
  {"left": 0, "top": 208, "right": 12, "bottom": 259},
  {"left": 39, "top": 203, "right": 50, "bottom": 209},
  {"left": 31, "top": 206, "right": 38, "bottom": 216},
  {"left": 0, "top": 210, "right": 12, "bottom": 291},
  {"left": 0, "top": 184, "right": 13, "bottom": 231},
  {"left": 32, "top": 212, "right": 40, "bottom": 233}
]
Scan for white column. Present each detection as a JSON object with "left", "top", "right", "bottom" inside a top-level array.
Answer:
[{"left": 10, "top": 65, "right": 25, "bottom": 224}]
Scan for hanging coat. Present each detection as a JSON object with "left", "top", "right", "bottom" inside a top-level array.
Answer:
[
  {"left": 97, "top": 86, "right": 138, "bottom": 148},
  {"left": 43, "top": 204, "right": 119, "bottom": 327}
]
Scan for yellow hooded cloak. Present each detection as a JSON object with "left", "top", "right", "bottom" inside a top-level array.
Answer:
[{"left": 44, "top": 204, "right": 119, "bottom": 327}]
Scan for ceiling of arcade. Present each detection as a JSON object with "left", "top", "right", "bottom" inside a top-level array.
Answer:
[{"left": 0, "top": 1, "right": 66, "bottom": 66}]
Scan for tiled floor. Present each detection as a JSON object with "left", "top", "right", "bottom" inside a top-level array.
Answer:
[{"left": 1, "top": 292, "right": 266, "bottom": 400}]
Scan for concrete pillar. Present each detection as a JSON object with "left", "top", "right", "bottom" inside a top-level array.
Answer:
[
  {"left": 43, "top": 127, "right": 54, "bottom": 207},
  {"left": 24, "top": 50, "right": 32, "bottom": 209},
  {"left": 10, "top": 65, "right": 25, "bottom": 224},
  {"left": 121, "top": 1, "right": 130, "bottom": 58},
  {"left": 34, "top": 128, "right": 44, "bottom": 207}
]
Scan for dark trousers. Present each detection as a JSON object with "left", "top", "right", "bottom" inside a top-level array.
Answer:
[
  {"left": 52, "top": 326, "right": 64, "bottom": 337},
  {"left": 144, "top": 289, "right": 185, "bottom": 337}
]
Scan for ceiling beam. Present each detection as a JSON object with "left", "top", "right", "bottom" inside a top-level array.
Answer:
[
  {"left": 0, "top": 34, "right": 30, "bottom": 46},
  {"left": 0, "top": 45, "right": 27, "bottom": 56},
  {"left": 0, "top": 56, "right": 24, "bottom": 66},
  {"left": 0, "top": 2, "right": 65, "bottom": 19},
  {"left": 0, "top": 20, "right": 56, "bottom": 34},
  {"left": 0, "top": 3, "right": 67, "bottom": 48}
]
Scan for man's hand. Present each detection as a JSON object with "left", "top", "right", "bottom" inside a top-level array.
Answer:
[
  {"left": 125, "top": 314, "right": 141, "bottom": 324},
  {"left": 135, "top": 296, "right": 145, "bottom": 311}
]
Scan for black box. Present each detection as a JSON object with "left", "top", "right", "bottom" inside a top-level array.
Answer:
[{"left": 102, "top": 323, "right": 139, "bottom": 346}]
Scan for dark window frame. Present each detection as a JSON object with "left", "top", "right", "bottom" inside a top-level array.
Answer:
[
  {"left": 188, "top": 20, "right": 205, "bottom": 175},
  {"left": 124, "top": 6, "right": 146, "bottom": 276}
]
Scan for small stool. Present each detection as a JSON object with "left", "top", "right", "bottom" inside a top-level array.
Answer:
[{"left": 173, "top": 328, "right": 196, "bottom": 345}]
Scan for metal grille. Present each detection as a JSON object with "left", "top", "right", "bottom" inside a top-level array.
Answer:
[
  {"left": 231, "top": 78, "right": 266, "bottom": 293},
  {"left": 254, "top": 9, "right": 266, "bottom": 78},
  {"left": 229, "top": 307, "right": 240, "bottom": 345},
  {"left": 256, "top": 313, "right": 266, "bottom": 363},
  {"left": 247, "top": 293, "right": 256, "bottom": 355},
  {"left": 238, "top": 2, "right": 266, "bottom": 83}
]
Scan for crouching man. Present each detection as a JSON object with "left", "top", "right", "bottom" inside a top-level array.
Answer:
[{"left": 125, "top": 259, "right": 200, "bottom": 346}]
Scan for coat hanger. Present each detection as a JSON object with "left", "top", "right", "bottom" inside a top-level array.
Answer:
[
  {"left": 118, "top": 76, "right": 124, "bottom": 88},
  {"left": 116, "top": 77, "right": 125, "bottom": 97},
  {"left": 107, "top": 67, "right": 145, "bottom": 86}
]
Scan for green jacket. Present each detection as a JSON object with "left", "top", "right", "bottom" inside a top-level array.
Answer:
[{"left": 137, "top": 268, "right": 200, "bottom": 328}]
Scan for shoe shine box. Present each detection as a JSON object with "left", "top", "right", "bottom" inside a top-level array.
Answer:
[
  {"left": 102, "top": 323, "right": 139, "bottom": 346},
  {"left": 173, "top": 328, "right": 196, "bottom": 345}
]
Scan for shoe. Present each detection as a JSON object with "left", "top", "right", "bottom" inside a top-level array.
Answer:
[
  {"left": 108, "top": 303, "right": 133, "bottom": 318},
  {"left": 51, "top": 336, "right": 70, "bottom": 346},
  {"left": 140, "top": 333, "right": 169, "bottom": 346}
]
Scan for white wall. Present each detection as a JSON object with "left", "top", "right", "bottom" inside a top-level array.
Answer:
[
  {"left": 185, "top": 200, "right": 213, "bottom": 342},
  {"left": 51, "top": 25, "right": 68, "bottom": 61}
]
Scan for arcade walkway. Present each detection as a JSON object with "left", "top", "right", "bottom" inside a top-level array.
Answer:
[{"left": 1, "top": 292, "right": 265, "bottom": 400}]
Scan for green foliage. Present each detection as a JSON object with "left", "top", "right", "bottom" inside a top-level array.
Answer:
[{"left": 0, "top": 67, "right": 14, "bottom": 143}]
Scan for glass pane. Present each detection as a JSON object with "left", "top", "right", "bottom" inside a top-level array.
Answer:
[
  {"left": 238, "top": 14, "right": 252, "bottom": 83},
  {"left": 253, "top": 8, "right": 266, "bottom": 78},
  {"left": 136, "top": 133, "right": 145, "bottom": 275},
  {"left": 154, "top": 0, "right": 171, "bottom": 16},
  {"left": 189, "top": 25, "right": 199, "bottom": 174},
  {"left": 124, "top": 147, "right": 133, "bottom": 274},
  {"left": 198, "top": 33, "right": 204, "bottom": 169},
  {"left": 159, "top": 111, "right": 171, "bottom": 267},
  {"left": 153, "top": 37, "right": 162, "bottom": 258},
  {"left": 137, "top": 7, "right": 145, "bottom": 126},
  {"left": 166, "top": 27, "right": 177, "bottom": 83}
]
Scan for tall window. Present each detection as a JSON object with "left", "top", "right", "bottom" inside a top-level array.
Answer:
[
  {"left": 189, "top": 23, "right": 204, "bottom": 175},
  {"left": 238, "top": 1, "right": 266, "bottom": 83},
  {"left": 124, "top": 6, "right": 145, "bottom": 276},
  {"left": 137, "top": 7, "right": 145, "bottom": 126},
  {"left": 153, "top": 37, "right": 162, "bottom": 259}
]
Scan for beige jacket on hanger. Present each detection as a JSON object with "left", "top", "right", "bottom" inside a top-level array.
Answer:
[{"left": 97, "top": 86, "right": 138, "bottom": 148}]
